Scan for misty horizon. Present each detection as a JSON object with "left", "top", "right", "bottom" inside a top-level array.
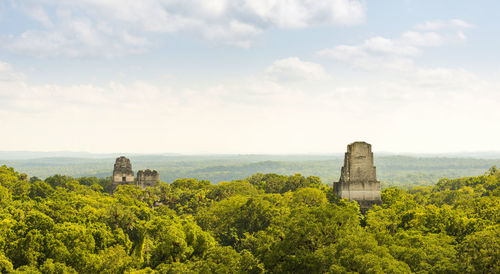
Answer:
[{"left": 2, "top": 149, "right": 500, "bottom": 161}]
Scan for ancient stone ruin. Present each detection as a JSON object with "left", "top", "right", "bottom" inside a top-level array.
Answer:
[
  {"left": 333, "top": 142, "right": 381, "bottom": 209},
  {"left": 137, "top": 169, "right": 160, "bottom": 188},
  {"left": 112, "top": 156, "right": 135, "bottom": 189},
  {"left": 112, "top": 156, "right": 159, "bottom": 190}
]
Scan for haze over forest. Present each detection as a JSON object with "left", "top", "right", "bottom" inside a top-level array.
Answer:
[{"left": 1, "top": 151, "right": 499, "bottom": 189}]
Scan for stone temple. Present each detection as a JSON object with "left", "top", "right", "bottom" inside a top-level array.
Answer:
[
  {"left": 137, "top": 169, "right": 160, "bottom": 188},
  {"left": 112, "top": 156, "right": 135, "bottom": 189},
  {"left": 112, "top": 156, "right": 159, "bottom": 190},
  {"left": 333, "top": 142, "right": 381, "bottom": 209}
]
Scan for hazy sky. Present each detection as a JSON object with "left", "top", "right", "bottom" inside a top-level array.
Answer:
[{"left": 0, "top": 0, "right": 499, "bottom": 154}]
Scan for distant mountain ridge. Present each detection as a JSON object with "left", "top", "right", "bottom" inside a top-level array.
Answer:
[
  {"left": 1, "top": 150, "right": 500, "bottom": 160},
  {"left": 2, "top": 153, "right": 499, "bottom": 188}
]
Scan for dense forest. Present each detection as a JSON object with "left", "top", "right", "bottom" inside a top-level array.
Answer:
[{"left": 0, "top": 165, "right": 498, "bottom": 273}]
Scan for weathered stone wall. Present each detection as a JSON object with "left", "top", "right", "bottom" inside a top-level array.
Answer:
[
  {"left": 334, "top": 142, "right": 381, "bottom": 209},
  {"left": 113, "top": 174, "right": 135, "bottom": 184},
  {"left": 137, "top": 169, "right": 160, "bottom": 188},
  {"left": 112, "top": 156, "right": 134, "bottom": 189}
]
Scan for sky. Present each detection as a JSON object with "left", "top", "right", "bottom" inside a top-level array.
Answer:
[{"left": 0, "top": 0, "right": 499, "bottom": 154}]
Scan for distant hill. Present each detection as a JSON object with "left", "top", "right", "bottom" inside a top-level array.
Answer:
[
  {"left": 2, "top": 150, "right": 500, "bottom": 160},
  {"left": 0, "top": 151, "right": 115, "bottom": 160},
  {"left": 1, "top": 153, "right": 499, "bottom": 188}
]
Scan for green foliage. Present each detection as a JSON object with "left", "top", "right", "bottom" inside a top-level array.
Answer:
[
  {"left": 0, "top": 164, "right": 498, "bottom": 272},
  {"left": 246, "top": 173, "right": 323, "bottom": 193},
  {"left": 458, "top": 225, "right": 500, "bottom": 273},
  {"left": 290, "top": 187, "right": 328, "bottom": 206},
  {"left": 0, "top": 254, "right": 14, "bottom": 273}
]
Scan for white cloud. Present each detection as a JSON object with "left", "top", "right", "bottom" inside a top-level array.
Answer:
[
  {"left": 363, "top": 36, "right": 421, "bottom": 56},
  {"left": 318, "top": 31, "right": 445, "bottom": 70},
  {"left": 400, "top": 31, "right": 444, "bottom": 47},
  {"left": 202, "top": 20, "right": 263, "bottom": 48},
  {"left": 317, "top": 35, "right": 421, "bottom": 71},
  {"left": 265, "top": 57, "right": 328, "bottom": 81},
  {"left": 242, "top": 0, "right": 365, "bottom": 28},
  {"left": 0, "top": 62, "right": 25, "bottom": 81},
  {"left": 4, "top": 0, "right": 365, "bottom": 57},
  {"left": 317, "top": 20, "right": 472, "bottom": 71},
  {"left": 457, "top": 31, "right": 467, "bottom": 41},
  {"left": 3, "top": 8, "right": 151, "bottom": 58},
  {"left": 416, "top": 19, "right": 474, "bottom": 30},
  {"left": 23, "top": 5, "right": 53, "bottom": 27}
]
